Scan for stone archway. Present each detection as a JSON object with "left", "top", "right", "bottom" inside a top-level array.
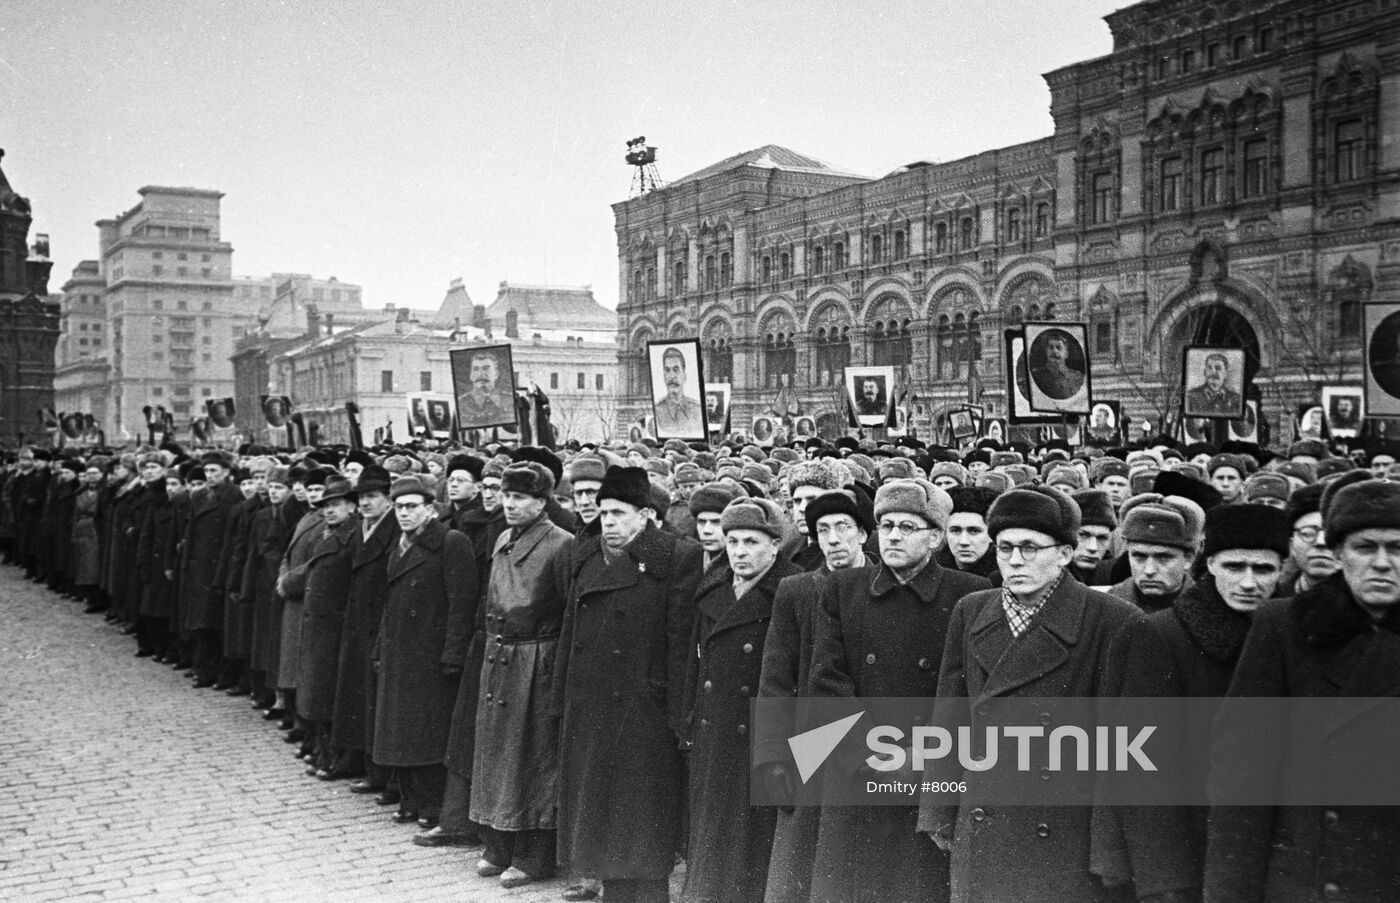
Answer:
[{"left": 1168, "top": 301, "right": 1261, "bottom": 385}]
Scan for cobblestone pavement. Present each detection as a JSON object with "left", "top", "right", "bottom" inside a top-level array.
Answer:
[{"left": 0, "top": 562, "right": 624, "bottom": 903}]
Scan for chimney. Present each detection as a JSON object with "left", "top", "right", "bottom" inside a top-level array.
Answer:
[
  {"left": 505, "top": 309, "right": 519, "bottom": 339},
  {"left": 471, "top": 304, "right": 486, "bottom": 328},
  {"left": 395, "top": 306, "right": 410, "bottom": 335},
  {"left": 324, "top": 313, "right": 334, "bottom": 335},
  {"left": 306, "top": 305, "right": 321, "bottom": 338}
]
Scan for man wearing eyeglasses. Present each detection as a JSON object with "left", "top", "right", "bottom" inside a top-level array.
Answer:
[
  {"left": 1206, "top": 477, "right": 1400, "bottom": 902},
  {"left": 808, "top": 478, "right": 990, "bottom": 903},
  {"left": 564, "top": 454, "right": 608, "bottom": 535},
  {"left": 920, "top": 485, "right": 1140, "bottom": 902},
  {"left": 1277, "top": 483, "right": 1337, "bottom": 597}
]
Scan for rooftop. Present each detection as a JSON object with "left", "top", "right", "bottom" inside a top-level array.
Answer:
[
  {"left": 669, "top": 144, "right": 867, "bottom": 187},
  {"left": 483, "top": 281, "right": 614, "bottom": 331}
]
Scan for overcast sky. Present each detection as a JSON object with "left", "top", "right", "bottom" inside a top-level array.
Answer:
[{"left": 2, "top": 0, "right": 1125, "bottom": 313}]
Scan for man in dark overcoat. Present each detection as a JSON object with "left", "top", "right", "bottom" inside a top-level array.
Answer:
[
  {"left": 277, "top": 466, "right": 331, "bottom": 741},
  {"left": 1090, "top": 504, "right": 1291, "bottom": 901},
  {"left": 134, "top": 453, "right": 177, "bottom": 660},
  {"left": 551, "top": 465, "right": 703, "bottom": 903},
  {"left": 683, "top": 497, "right": 800, "bottom": 903},
  {"left": 809, "top": 479, "right": 990, "bottom": 903},
  {"left": 180, "top": 450, "right": 242, "bottom": 687},
  {"left": 335, "top": 465, "right": 398, "bottom": 794},
  {"left": 1205, "top": 479, "right": 1400, "bottom": 902},
  {"left": 373, "top": 474, "right": 477, "bottom": 827},
  {"left": 215, "top": 460, "right": 270, "bottom": 693},
  {"left": 920, "top": 486, "right": 1139, "bottom": 903},
  {"left": 755, "top": 488, "right": 875, "bottom": 903}
]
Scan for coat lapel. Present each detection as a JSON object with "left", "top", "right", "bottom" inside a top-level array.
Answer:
[
  {"left": 707, "top": 558, "right": 797, "bottom": 638},
  {"left": 354, "top": 514, "right": 397, "bottom": 568},
  {"left": 1325, "top": 629, "right": 1400, "bottom": 735},
  {"left": 386, "top": 519, "right": 444, "bottom": 583},
  {"left": 975, "top": 577, "right": 1083, "bottom": 701}
]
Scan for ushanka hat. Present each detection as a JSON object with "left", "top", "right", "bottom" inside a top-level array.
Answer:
[
  {"left": 804, "top": 488, "right": 876, "bottom": 535},
  {"left": 389, "top": 475, "right": 431, "bottom": 500},
  {"left": 597, "top": 465, "right": 654, "bottom": 511},
  {"left": 1071, "top": 489, "right": 1118, "bottom": 530},
  {"left": 445, "top": 454, "right": 484, "bottom": 481},
  {"left": 1321, "top": 473, "right": 1400, "bottom": 547},
  {"left": 720, "top": 497, "right": 788, "bottom": 541},
  {"left": 1203, "top": 504, "right": 1290, "bottom": 559},
  {"left": 689, "top": 481, "right": 748, "bottom": 517},
  {"left": 986, "top": 485, "right": 1081, "bottom": 547},
  {"left": 873, "top": 479, "right": 953, "bottom": 530},
  {"left": 501, "top": 462, "right": 555, "bottom": 499}
]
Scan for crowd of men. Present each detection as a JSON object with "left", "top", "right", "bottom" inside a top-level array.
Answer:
[{"left": 1, "top": 428, "right": 1398, "bottom": 902}]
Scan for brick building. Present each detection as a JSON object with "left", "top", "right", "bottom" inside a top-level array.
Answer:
[{"left": 0, "top": 150, "right": 60, "bottom": 445}]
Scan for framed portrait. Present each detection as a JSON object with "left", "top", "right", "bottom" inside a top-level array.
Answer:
[
  {"left": 627, "top": 423, "right": 646, "bottom": 444},
  {"left": 450, "top": 343, "right": 518, "bottom": 431},
  {"left": 948, "top": 407, "right": 978, "bottom": 440},
  {"left": 206, "top": 397, "right": 236, "bottom": 430},
  {"left": 260, "top": 395, "right": 291, "bottom": 428},
  {"left": 793, "top": 415, "right": 816, "bottom": 440},
  {"left": 1004, "top": 330, "right": 1061, "bottom": 423},
  {"left": 647, "top": 339, "right": 708, "bottom": 440},
  {"left": 704, "top": 382, "right": 731, "bottom": 436},
  {"left": 1296, "top": 404, "right": 1326, "bottom": 441},
  {"left": 1181, "top": 345, "right": 1247, "bottom": 420},
  {"left": 1181, "top": 415, "right": 1211, "bottom": 444},
  {"left": 1227, "top": 399, "right": 1259, "bottom": 443},
  {"left": 751, "top": 415, "right": 776, "bottom": 446},
  {"left": 984, "top": 418, "right": 1005, "bottom": 442},
  {"left": 1024, "top": 322, "right": 1091, "bottom": 415},
  {"left": 1085, "top": 400, "right": 1121, "bottom": 446},
  {"left": 1364, "top": 303, "right": 1400, "bottom": 417},
  {"left": 844, "top": 365, "right": 896, "bottom": 427},
  {"left": 1321, "top": 386, "right": 1364, "bottom": 438},
  {"left": 406, "top": 392, "right": 455, "bottom": 439}
]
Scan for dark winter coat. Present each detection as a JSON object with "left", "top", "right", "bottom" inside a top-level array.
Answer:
[
  {"left": 70, "top": 486, "right": 102, "bottom": 587},
  {"left": 1089, "top": 575, "right": 1251, "bottom": 899},
  {"left": 45, "top": 478, "right": 78, "bottom": 581},
  {"left": 219, "top": 495, "right": 264, "bottom": 659},
  {"left": 180, "top": 480, "right": 241, "bottom": 631},
  {"left": 551, "top": 523, "right": 704, "bottom": 881},
  {"left": 936, "top": 544, "right": 1004, "bottom": 586},
  {"left": 1106, "top": 574, "right": 1193, "bottom": 615},
  {"left": 919, "top": 577, "right": 1140, "bottom": 903},
  {"left": 277, "top": 508, "right": 324, "bottom": 690},
  {"left": 469, "top": 514, "right": 572, "bottom": 830},
  {"left": 1204, "top": 575, "right": 1400, "bottom": 903},
  {"left": 296, "top": 516, "right": 358, "bottom": 723},
  {"left": 372, "top": 518, "right": 477, "bottom": 767},
  {"left": 241, "top": 503, "right": 280, "bottom": 677},
  {"left": 683, "top": 556, "right": 801, "bottom": 903},
  {"left": 331, "top": 511, "right": 399, "bottom": 752},
  {"left": 135, "top": 481, "right": 176, "bottom": 618}
]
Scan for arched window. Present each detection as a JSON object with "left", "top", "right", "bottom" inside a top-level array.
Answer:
[
  {"left": 1006, "top": 208, "right": 1022, "bottom": 243},
  {"left": 833, "top": 241, "right": 847, "bottom": 270},
  {"left": 779, "top": 252, "right": 791, "bottom": 280},
  {"left": 960, "top": 217, "right": 975, "bottom": 250},
  {"left": 761, "top": 313, "right": 797, "bottom": 389},
  {"left": 935, "top": 314, "right": 953, "bottom": 379},
  {"left": 893, "top": 230, "right": 907, "bottom": 260},
  {"left": 935, "top": 222, "right": 949, "bottom": 253},
  {"left": 630, "top": 332, "right": 652, "bottom": 393},
  {"left": 704, "top": 255, "right": 717, "bottom": 290},
  {"left": 812, "top": 245, "right": 825, "bottom": 274},
  {"left": 812, "top": 305, "right": 851, "bottom": 386},
  {"left": 705, "top": 320, "right": 734, "bottom": 383},
  {"left": 869, "top": 233, "right": 884, "bottom": 264},
  {"left": 1035, "top": 203, "right": 1051, "bottom": 237},
  {"left": 719, "top": 252, "right": 732, "bottom": 287},
  {"left": 761, "top": 255, "right": 773, "bottom": 282},
  {"left": 673, "top": 259, "right": 687, "bottom": 294},
  {"left": 866, "top": 295, "right": 913, "bottom": 372}
]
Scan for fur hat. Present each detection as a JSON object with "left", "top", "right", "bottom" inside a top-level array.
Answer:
[
  {"left": 445, "top": 454, "right": 484, "bottom": 482},
  {"left": 1285, "top": 483, "right": 1326, "bottom": 527},
  {"left": 649, "top": 477, "right": 671, "bottom": 518},
  {"left": 986, "top": 486, "right": 1081, "bottom": 546},
  {"left": 345, "top": 449, "right": 375, "bottom": 470},
  {"left": 1287, "top": 439, "right": 1328, "bottom": 461},
  {"left": 1090, "top": 458, "right": 1130, "bottom": 483},
  {"left": 741, "top": 462, "right": 773, "bottom": 486},
  {"left": 739, "top": 445, "right": 766, "bottom": 463},
  {"left": 266, "top": 465, "right": 292, "bottom": 487},
  {"left": 945, "top": 486, "right": 1001, "bottom": 520},
  {"left": 928, "top": 461, "right": 968, "bottom": 486},
  {"left": 989, "top": 451, "right": 1021, "bottom": 469},
  {"left": 1274, "top": 461, "right": 1317, "bottom": 486},
  {"left": 303, "top": 466, "right": 334, "bottom": 488},
  {"left": 1129, "top": 470, "right": 1159, "bottom": 495},
  {"left": 201, "top": 449, "right": 234, "bottom": 470},
  {"left": 1319, "top": 469, "right": 1376, "bottom": 525},
  {"left": 1153, "top": 470, "right": 1222, "bottom": 512},
  {"left": 785, "top": 458, "right": 848, "bottom": 494},
  {"left": 690, "top": 481, "right": 748, "bottom": 517},
  {"left": 1244, "top": 473, "right": 1291, "bottom": 505},
  {"left": 673, "top": 463, "right": 705, "bottom": 486},
  {"left": 1044, "top": 465, "right": 1087, "bottom": 492},
  {"left": 1002, "top": 464, "right": 1036, "bottom": 487},
  {"left": 877, "top": 457, "right": 919, "bottom": 483},
  {"left": 1203, "top": 504, "right": 1291, "bottom": 559},
  {"left": 389, "top": 475, "right": 431, "bottom": 501},
  {"left": 770, "top": 447, "right": 802, "bottom": 465},
  {"left": 513, "top": 446, "right": 563, "bottom": 483},
  {"left": 597, "top": 465, "right": 654, "bottom": 512},
  {"left": 482, "top": 456, "right": 509, "bottom": 480},
  {"left": 566, "top": 454, "right": 608, "bottom": 485},
  {"left": 720, "top": 497, "right": 788, "bottom": 541},
  {"left": 974, "top": 471, "right": 1013, "bottom": 495},
  {"left": 1121, "top": 499, "right": 1203, "bottom": 552},
  {"left": 804, "top": 488, "right": 876, "bottom": 535},
  {"left": 1207, "top": 454, "right": 1248, "bottom": 478},
  {"left": 383, "top": 454, "right": 413, "bottom": 475},
  {"left": 1314, "top": 457, "right": 1354, "bottom": 481},
  {"left": 1071, "top": 489, "right": 1118, "bottom": 530},
  {"left": 501, "top": 462, "right": 555, "bottom": 499},
  {"left": 1324, "top": 478, "right": 1400, "bottom": 547},
  {"left": 873, "top": 479, "right": 953, "bottom": 530},
  {"left": 643, "top": 458, "right": 672, "bottom": 479}
]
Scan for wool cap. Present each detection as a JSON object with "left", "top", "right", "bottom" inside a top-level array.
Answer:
[
  {"left": 1284, "top": 483, "right": 1326, "bottom": 527},
  {"left": 501, "top": 462, "right": 555, "bottom": 499},
  {"left": 945, "top": 486, "right": 1001, "bottom": 520},
  {"left": 389, "top": 475, "right": 431, "bottom": 501},
  {"left": 445, "top": 454, "right": 484, "bottom": 481},
  {"left": 720, "top": 497, "right": 788, "bottom": 541},
  {"left": 317, "top": 476, "right": 357, "bottom": 506},
  {"left": 804, "top": 489, "right": 876, "bottom": 535},
  {"left": 597, "top": 465, "right": 654, "bottom": 512},
  {"left": 1072, "top": 489, "right": 1118, "bottom": 530},
  {"left": 986, "top": 486, "right": 1081, "bottom": 546},
  {"left": 873, "top": 478, "right": 953, "bottom": 530},
  {"left": 928, "top": 461, "right": 969, "bottom": 486},
  {"left": 1121, "top": 499, "right": 1203, "bottom": 552},
  {"left": 566, "top": 454, "right": 608, "bottom": 485},
  {"left": 1244, "top": 473, "right": 1291, "bottom": 504},
  {"left": 1203, "top": 504, "right": 1291, "bottom": 559},
  {"left": 689, "top": 481, "right": 748, "bottom": 517},
  {"left": 1324, "top": 478, "right": 1400, "bottom": 546},
  {"left": 877, "top": 457, "right": 920, "bottom": 483},
  {"left": 1207, "top": 454, "right": 1248, "bottom": 478}
]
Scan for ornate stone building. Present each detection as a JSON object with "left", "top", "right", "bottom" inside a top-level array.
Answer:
[
  {"left": 613, "top": 0, "right": 1400, "bottom": 442},
  {"left": 0, "top": 150, "right": 60, "bottom": 445}
]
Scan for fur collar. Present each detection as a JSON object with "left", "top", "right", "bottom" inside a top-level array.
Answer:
[
  {"left": 1173, "top": 576, "right": 1252, "bottom": 664},
  {"left": 1291, "top": 572, "right": 1400, "bottom": 646}
]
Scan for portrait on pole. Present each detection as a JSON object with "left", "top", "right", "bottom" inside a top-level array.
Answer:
[
  {"left": 1227, "top": 400, "right": 1260, "bottom": 443},
  {"left": 647, "top": 339, "right": 708, "bottom": 440},
  {"left": 1005, "top": 330, "right": 1063, "bottom": 423},
  {"left": 1181, "top": 345, "right": 1247, "bottom": 419},
  {"left": 261, "top": 395, "right": 291, "bottom": 428},
  {"left": 1086, "top": 401, "right": 1121, "bottom": 445},
  {"left": 1364, "top": 303, "right": 1400, "bottom": 416},
  {"left": 1321, "top": 386, "right": 1364, "bottom": 438},
  {"left": 1024, "top": 322, "right": 1091, "bottom": 415},
  {"left": 844, "top": 365, "right": 896, "bottom": 427},
  {"left": 451, "top": 344, "right": 518, "bottom": 431},
  {"left": 751, "top": 415, "right": 775, "bottom": 446},
  {"left": 704, "top": 382, "right": 731, "bottom": 437}
]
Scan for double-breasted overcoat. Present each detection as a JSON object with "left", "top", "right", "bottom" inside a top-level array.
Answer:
[
  {"left": 296, "top": 516, "right": 358, "bottom": 723},
  {"left": 331, "top": 511, "right": 399, "bottom": 752}
]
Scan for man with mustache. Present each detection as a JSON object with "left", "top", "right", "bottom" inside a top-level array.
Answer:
[
  {"left": 459, "top": 351, "right": 512, "bottom": 427},
  {"left": 1184, "top": 351, "right": 1242, "bottom": 417},
  {"left": 653, "top": 347, "right": 704, "bottom": 437},
  {"left": 1030, "top": 330, "right": 1085, "bottom": 400}
]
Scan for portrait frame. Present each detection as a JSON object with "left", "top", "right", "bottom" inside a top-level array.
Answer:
[
  {"left": 1227, "top": 399, "right": 1260, "bottom": 443},
  {"left": 206, "top": 397, "right": 236, "bottom": 430},
  {"left": 751, "top": 415, "right": 776, "bottom": 447},
  {"left": 450, "top": 343, "right": 518, "bottom": 431},
  {"left": 260, "top": 395, "right": 291, "bottom": 429},
  {"left": 983, "top": 418, "right": 1005, "bottom": 442},
  {"left": 1363, "top": 302, "right": 1400, "bottom": 417},
  {"left": 1085, "top": 400, "right": 1121, "bottom": 446},
  {"left": 1003, "top": 330, "right": 1059, "bottom": 424},
  {"left": 1296, "top": 404, "right": 1327, "bottom": 442},
  {"left": 1181, "top": 345, "right": 1247, "bottom": 420},
  {"left": 704, "top": 382, "right": 731, "bottom": 437},
  {"left": 647, "top": 338, "right": 709, "bottom": 441},
  {"left": 793, "top": 415, "right": 817, "bottom": 441},
  {"left": 844, "top": 365, "right": 896, "bottom": 428},
  {"left": 1024, "top": 321, "right": 1091, "bottom": 415},
  {"left": 406, "top": 392, "right": 455, "bottom": 439},
  {"left": 948, "top": 406, "right": 978, "bottom": 441},
  {"left": 1321, "top": 386, "right": 1364, "bottom": 439}
]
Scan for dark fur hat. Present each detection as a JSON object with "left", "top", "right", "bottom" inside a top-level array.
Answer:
[
  {"left": 597, "top": 465, "right": 654, "bottom": 512},
  {"left": 804, "top": 488, "right": 876, "bottom": 536},
  {"left": 1153, "top": 469, "right": 1223, "bottom": 512},
  {"left": 1324, "top": 476, "right": 1400, "bottom": 547},
  {"left": 501, "top": 462, "right": 555, "bottom": 499},
  {"left": 445, "top": 454, "right": 484, "bottom": 482},
  {"left": 1071, "top": 488, "right": 1118, "bottom": 530},
  {"left": 945, "top": 486, "right": 1002, "bottom": 520},
  {"left": 1203, "top": 503, "right": 1290, "bottom": 559},
  {"left": 690, "top": 481, "right": 749, "bottom": 517},
  {"left": 512, "top": 446, "right": 563, "bottom": 483},
  {"left": 986, "top": 485, "right": 1081, "bottom": 546}
]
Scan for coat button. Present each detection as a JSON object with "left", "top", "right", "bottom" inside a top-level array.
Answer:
[
  {"left": 917, "top": 657, "right": 931, "bottom": 670},
  {"left": 977, "top": 705, "right": 989, "bottom": 717},
  {"left": 700, "top": 718, "right": 709, "bottom": 728},
  {"left": 498, "top": 699, "right": 506, "bottom": 707},
  {"left": 1036, "top": 824, "right": 1050, "bottom": 838},
  {"left": 1039, "top": 712, "right": 1052, "bottom": 726},
  {"left": 611, "top": 649, "right": 621, "bottom": 656},
  {"left": 865, "top": 653, "right": 876, "bottom": 665},
  {"left": 703, "top": 680, "right": 713, "bottom": 692},
  {"left": 739, "top": 685, "right": 750, "bottom": 694},
  {"left": 737, "top": 724, "right": 747, "bottom": 735},
  {"left": 409, "top": 609, "right": 417, "bottom": 617},
  {"left": 1040, "top": 767, "right": 1051, "bottom": 781},
  {"left": 485, "top": 692, "right": 493, "bottom": 701},
  {"left": 1322, "top": 883, "right": 1341, "bottom": 900},
  {"left": 487, "top": 655, "right": 495, "bottom": 663},
  {"left": 1323, "top": 810, "right": 1340, "bottom": 829},
  {"left": 971, "top": 807, "right": 986, "bottom": 822},
  {"left": 743, "top": 643, "right": 754, "bottom": 654}
]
